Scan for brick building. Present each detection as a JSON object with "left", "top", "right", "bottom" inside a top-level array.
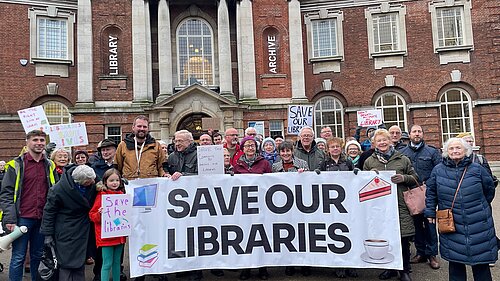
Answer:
[{"left": 0, "top": 0, "right": 498, "bottom": 162}]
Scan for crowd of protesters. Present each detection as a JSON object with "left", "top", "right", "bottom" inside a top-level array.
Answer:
[{"left": 0, "top": 117, "right": 497, "bottom": 281}]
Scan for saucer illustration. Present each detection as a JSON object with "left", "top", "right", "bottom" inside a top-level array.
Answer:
[{"left": 361, "top": 252, "right": 394, "bottom": 264}]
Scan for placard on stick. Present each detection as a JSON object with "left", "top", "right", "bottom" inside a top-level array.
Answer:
[
  {"left": 197, "top": 145, "right": 224, "bottom": 175},
  {"left": 101, "top": 194, "right": 132, "bottom": 238},
  {"left": 202, "top": 118, "right": 221, "bottom": 131},
  {"left": 17, "top": 106, "right": 50, "bottom": 133},
  {"left": 357, "top": 109, "right": 383, "bottom": 127},
  {"left": 48, "top": 122, "right": 89, "bottom": 148}
]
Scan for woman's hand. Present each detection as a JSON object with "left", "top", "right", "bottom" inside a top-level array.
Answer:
[
  {"left": 391, "top": 174, "right": 405, "bottom": 184},
  {"left": 427, "top": 217, "right": 436, "bottom": 224},
  {"left": 297, "top": 168, "right": 305, "bottom": 173},
  {"left": 98, "top": 207, "right": 103, "bottom": 213}
]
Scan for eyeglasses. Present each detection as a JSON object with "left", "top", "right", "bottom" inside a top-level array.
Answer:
[
  {"left": 247, "top": 133, "right": 257, "bottom": 136},
  {"left": 174, "top": 139, "right": 189, "bottom": 143},
  {"left": 301, "top": 134, "right": 313, "bottom": 138},
  {"left": 244, "top": 144, "right": 256, "bottom": 148},
  {"left": 227, "top": 134, "right": 239, "bottom": 137}
]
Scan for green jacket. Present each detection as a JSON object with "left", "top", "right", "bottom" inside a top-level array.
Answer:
[
  {"left": 0, "top": 154, "right": 57, "bottom": 224},
  {"left": 363, "top": 150, "right": 418, "bottom": 237}
]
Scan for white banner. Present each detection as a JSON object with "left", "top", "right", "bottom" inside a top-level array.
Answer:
[{"left": 126, "top": 171, "right": 402, "bottom": 277}]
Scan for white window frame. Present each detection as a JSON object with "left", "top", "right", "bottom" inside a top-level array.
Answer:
[
  {"left": 439, "top": 88, "right": 474, "bottom": 142},
  {"left": 42, "top": 101, "right": 71, "bottom": 125},
  {"left": 314, "top": 96, "right": 344, "bottom": 139},
  {"left": 375, "top": 92, "right": 408, "bottom": 131},
  {"left": 365, "top": 3, "right": 407, "bottom": 69},
  {"left": 429, "top": 0, "right": 473, "bottom": 64},
  {"left": 105, "top": 125, "right": 122, "bottom": 144},
  {"left": 29, "top": 7, "right": 75, "bottom": 64},
  {"left": 176, "top": 18, "right": 215, "bottom": 87},
  {"left": 269, "top": 120, "right": 284, "bottom": 138},
  {"left": 304, "top": 9, "right": 344, "bottom": 74}
]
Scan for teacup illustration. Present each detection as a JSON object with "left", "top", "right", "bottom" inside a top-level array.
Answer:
[{"left": 363, "top": 239, "right": 392, "bottom": 260}]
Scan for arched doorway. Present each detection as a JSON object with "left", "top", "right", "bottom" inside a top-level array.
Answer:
[{"left": 176, "top": 113, "right": 211, "bottom": 140}]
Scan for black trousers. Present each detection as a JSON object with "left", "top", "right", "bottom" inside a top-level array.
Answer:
[{"left": 448, "top": 261, "right": 492, "bottom": 281}]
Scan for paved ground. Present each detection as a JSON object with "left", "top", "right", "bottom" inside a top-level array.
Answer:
[{"left": 2, "top": 171, "right": 499, "bottom": 280}]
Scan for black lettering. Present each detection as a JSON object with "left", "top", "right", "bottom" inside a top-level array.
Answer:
[
  {"left": 167, "top": 189, "right": 190, "bottom": 218},
  {"left": 327, "top": 223, "right": 351, "bottom": 254},
  {"left": 298, "top": 223, "right": 306, "bottom": 252},
  {"left": 265, "top": 184, "right": 293, "bottom": 214},
  {"left": 198, "top": 226, "right": 219, "bottom": 256},
  {"left": 245, "top": 224, "right": 272, "bottom": 254},
  {"left": 221, "top": 225, "right": 244, "bottom": 255},
  {"left": 309, "top": 223, "right": 327, "bottom": 253},
  {"left": 296, "top": 184, "right": 320, "bottom": 213},
  {"left": 241, "top": 185, "right": 259, "bottom": 214},
  {"left": 190, "top": 188, "right": 217, "bottom": 217},
  {"left": 214, "top": 186, "right": 239, "bottom": 215},
  {"left": 167, "top": 228, "right": 185, "bottom": 258},
  {"left": 272, "top": 223, "right": 297, "bottom": 252},
  {"left": 322, "top": 184, "right": 347, "bottom": 213},
  {"left": 187, "top": 227, "right": 195, "bottom": 257}
]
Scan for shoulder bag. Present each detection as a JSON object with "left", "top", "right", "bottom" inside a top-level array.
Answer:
[
  {"left": 436, "top": 166, "right": 467, "bottom": 234},
  {"left": 403, "top": 176, "right": 426, "bottom": 216}
]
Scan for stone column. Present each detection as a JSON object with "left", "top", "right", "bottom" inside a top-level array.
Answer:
[
  {"left": 132, "top": 0, "right": 150, "bottom": 104},
  {"left": 145, "top": 0, "right": 153, "bottom": 102},
  {"left": 218, "top": 0, "right": 234, "bottom": 101},
  {"left": 236, "top": 0, "right": 257, "bottom": 102},
  {"left": 156, "top": 0, "right": 173, "bottom": 103},
  {"left": 288, "top": 0, "right": 307, "bottom": 101},
  {"left": 76, "top": 0, "right": 93, "bottom": 104}
]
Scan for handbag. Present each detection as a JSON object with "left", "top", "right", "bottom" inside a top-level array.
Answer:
[
  {"left": 38, "top": 243, "right": 58, "bottom": 280},
  {"left": 436, "top": 167, "right": 467, "bottom": 234},
  {"left": 403, "top": 176, "right": 426, "bottom": 216}
]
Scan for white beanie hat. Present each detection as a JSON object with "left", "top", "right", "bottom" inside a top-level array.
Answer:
[{"left": 345, "top": 140, "right": 362, "bottom": 154}]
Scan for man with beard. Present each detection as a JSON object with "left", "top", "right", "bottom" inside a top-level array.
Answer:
[
  {"left": 0, "top": 130, "right": 58, "bottom": 281},
  {"left": 400, "top": 125, "right": 442, "bottom": 270},
  {"left": 114, "top": 115, "right": 167, "bottom": 281},
  {"left": 114, "top": 115, "right": 166, "bottom": 179},
  {"left": 223, "top": 128, "right": 242, "bottom": 166}
]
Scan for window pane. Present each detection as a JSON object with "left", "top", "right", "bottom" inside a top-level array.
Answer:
[
  {"left": 38, "top": 17, "right": 67, "bottom": 59},
  {"left": 42, "top": 102, "right": 71, "bottom": 125},
  {"left": 314, "top": 97, "right": 344, "bottom": 138},
  {"left": 437, "top": 7, "right": 464, "bottom": 47},
  {"left": 375, "top": 93, "right": 407, "bottom": 131},
  {"left": 440, "top": 88, "right": 472, "bottom": 143},
  {"left": 312, "top": 19, "right": 337, "bottom": 58},
  {"left": 177, "top": 19, "right": 214, "bottom": 86}
]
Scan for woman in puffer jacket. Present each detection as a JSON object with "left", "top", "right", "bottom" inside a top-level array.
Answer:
[{"left": 425, "top": 137, "right": 497, "bottom": 281}]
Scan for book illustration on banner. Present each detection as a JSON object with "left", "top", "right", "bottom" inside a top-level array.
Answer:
[
  {"left": 361, "top": 239, "right": 394, "bottom": 264},
  {"left": 138, "top": 244, "right": 159, "bottom": 268},
  {"left": 358, "top": 176, "right": 391, "bottom": 202},
  {"left": 133, "top": 184, "right": 158, "bottom": 213}
]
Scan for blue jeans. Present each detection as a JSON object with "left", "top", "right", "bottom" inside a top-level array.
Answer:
[
  {"left": 9, "top": 217, "right": 44, "bottom": 281},
  {"left": 413, "top": 213, "right": 438, "bottom": 257}
]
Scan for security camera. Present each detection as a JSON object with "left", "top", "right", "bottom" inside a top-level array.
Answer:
[{"left": 19, "top": 59, "right": 28, "bottom": 66}]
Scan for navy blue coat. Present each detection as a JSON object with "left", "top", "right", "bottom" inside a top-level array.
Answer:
[
  {"left": 400, "top": 141, "right": 441, "bottom": 183},
  {"left": 425, "top": 156, "right": 497, "bottom": 265}
]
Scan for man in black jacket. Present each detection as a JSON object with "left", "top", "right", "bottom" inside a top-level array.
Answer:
[{"left": 400, "top": 125, "right": 442, "bottom": 270}]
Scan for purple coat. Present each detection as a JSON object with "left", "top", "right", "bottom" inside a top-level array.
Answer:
[{"left": 233, "top": 155, "right": 272, "bottom": 174}]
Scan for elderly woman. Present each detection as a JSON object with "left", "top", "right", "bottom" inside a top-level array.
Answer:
[
  {"left": 234, "top": 136, "right": 271, "bottom": 280},
  {"left": 363, "top": 129, "right": 418, "bottom": 281},
  {"left": 261, "top": 137, "right": 280, "bottom": 166},
  {"left": 345, "top": 140, "right": 362, "bottom": 168},
  {"left": 321, "top": 137, "right": 354, "bottom": 172},
  {"left": 315, "top": 138, "right": 327, "bottom": 152},
  {"left": 425, "top": 138, "right": 496, "bottom": 281},
  {"left": 51, "top": 148, "right": 71, "bottom": 176},
  {"left": 41, "top": 165, "right": 97, "bottom": 281}
]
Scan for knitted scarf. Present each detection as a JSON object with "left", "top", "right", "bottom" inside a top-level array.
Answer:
[{"left": 374, "top": 146, "right": 395, "bottom": 164}]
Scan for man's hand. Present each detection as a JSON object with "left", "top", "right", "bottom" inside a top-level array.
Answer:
[
  {"left": 44, "top": 236, "right": 55, "bottom": 247},
  {"left": 391, "top": 174, "right": 405, "bottom": 184},
  {"left": 427, "top": 218, "right": 436, "bottom": 224},
  {"left": 5, "top": 224, "right": 16, "bottom": 232},
  {"left": 170, "top": 172, "right": 183, "bottom": 181}
]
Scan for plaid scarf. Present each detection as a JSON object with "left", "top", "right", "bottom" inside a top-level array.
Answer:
[{"left": 374, "top": 146, "right": 395, "bottom": 164}]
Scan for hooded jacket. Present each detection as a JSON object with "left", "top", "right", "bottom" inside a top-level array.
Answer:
[
  {"left": 425, "top": 156, "right": 497, "bottom": 265},
  {"left": 114, "top": 133, "right": 166, "bottom": 179},
  {"left": 40, "top": 165, "right": 97, "bottom": 268}
]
